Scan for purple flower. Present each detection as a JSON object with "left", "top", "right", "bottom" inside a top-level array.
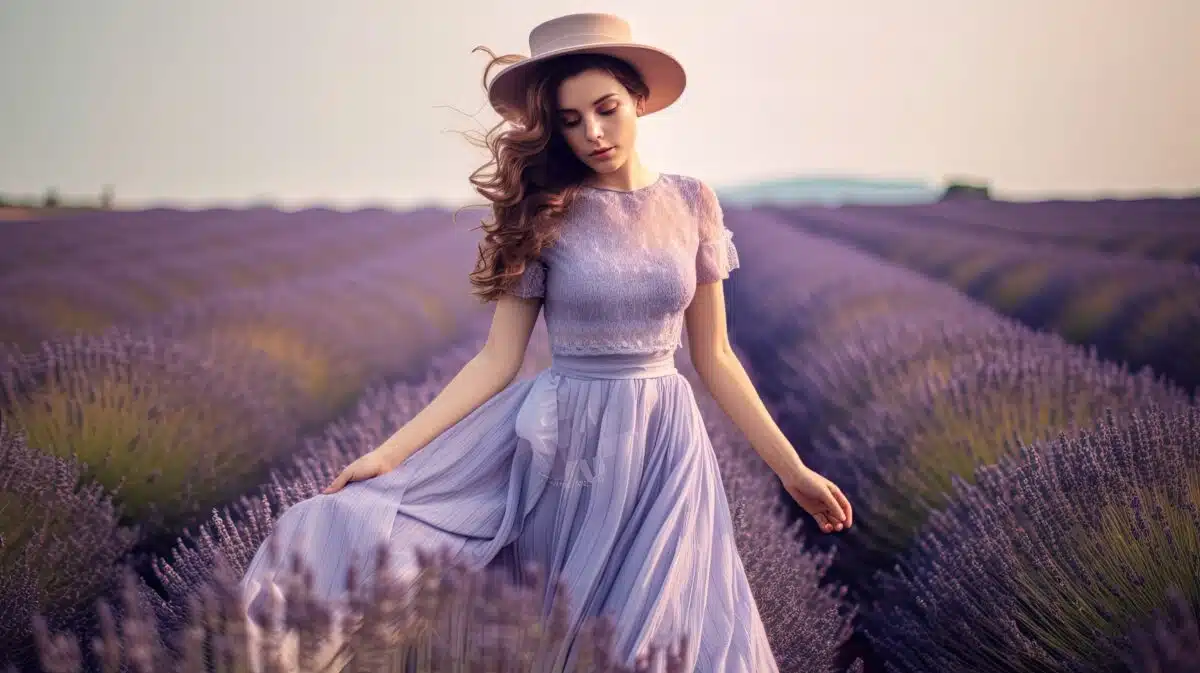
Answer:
[
  {"left": 865, "top": 405, "right": 1200, "bottom": 673},
  {"left": 0, "top": 416, "right": 138, "bottom": 663}
]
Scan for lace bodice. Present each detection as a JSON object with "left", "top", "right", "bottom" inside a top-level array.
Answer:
[{"left": 506, "top": 172, "right": 740, "bottom": 356}]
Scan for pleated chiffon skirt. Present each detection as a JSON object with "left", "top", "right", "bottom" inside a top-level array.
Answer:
[{"left": 239, "top": 350, "right": 778, "bottom": 672}]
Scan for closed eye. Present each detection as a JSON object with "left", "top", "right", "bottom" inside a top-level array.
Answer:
[{"left": 561, "top": 106, "right": 618, "bottom": 128}]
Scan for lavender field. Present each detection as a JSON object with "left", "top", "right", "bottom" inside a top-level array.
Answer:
[
  {"left": 846, "top": 197, "right": 1200, "bottom": 263},
  {"left": 1, "top": 202, "right": 1197, "bottom": 673},
  {"left": 760, "top": 198, "right": 1200, "bottom": 394}
]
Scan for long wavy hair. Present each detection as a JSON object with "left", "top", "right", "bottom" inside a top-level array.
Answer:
[{"left": 453, "top": 47, "right": 650, "bottom": 302}]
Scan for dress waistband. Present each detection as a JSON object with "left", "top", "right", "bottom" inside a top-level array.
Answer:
[{"left": 550, "top": 351, "right": 678, "bottom": 380}]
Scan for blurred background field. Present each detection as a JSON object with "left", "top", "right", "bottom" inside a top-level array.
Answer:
[{"left": 3, "top": 0, "right": 1199, "bottom": 670}]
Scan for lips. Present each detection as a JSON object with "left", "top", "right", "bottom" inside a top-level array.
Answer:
[{"left": 591, "top": 147, "right": 614, "bottom": 157}]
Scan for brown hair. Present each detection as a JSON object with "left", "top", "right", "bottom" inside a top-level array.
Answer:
[{"left": 453, "top": 47, "right": 650, "bottom": 302}]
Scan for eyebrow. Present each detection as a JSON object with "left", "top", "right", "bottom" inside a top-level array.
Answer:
[{"left": 559, "top": 93, "right": 617, "bottom": 114}]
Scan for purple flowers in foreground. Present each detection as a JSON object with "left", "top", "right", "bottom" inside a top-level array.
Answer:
[
  {"left": 33, "top": 542, "right": 694, "bottom": 673},
  {"left": 866, "top": 406, "right": 1199, "bottom": 673}
]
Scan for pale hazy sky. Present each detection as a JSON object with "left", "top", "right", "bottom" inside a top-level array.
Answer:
[{"left": 2, "top": 0, "right": 1197, "bottom": 209}]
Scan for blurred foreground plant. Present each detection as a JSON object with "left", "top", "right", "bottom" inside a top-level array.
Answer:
[
  {"left": 32, "top": 542, "right": 693, "bottom": 673},
  {"left": 1125, "top": 587, "right": 1200, "bottom": 673}
]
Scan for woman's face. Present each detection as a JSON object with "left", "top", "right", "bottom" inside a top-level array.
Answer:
[{"left": 555, "top": 69, "right": 642, "bottom": 175}]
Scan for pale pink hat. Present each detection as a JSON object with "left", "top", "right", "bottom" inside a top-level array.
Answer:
[{"left": 486, "top": 13, "right": 687, "bottom": 123}]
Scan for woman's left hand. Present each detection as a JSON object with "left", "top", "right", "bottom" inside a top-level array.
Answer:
[{"left": 781, "top": 466, "right": 853, "bottom": 533}]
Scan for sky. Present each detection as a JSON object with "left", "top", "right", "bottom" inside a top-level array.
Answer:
[{"left": 1, "top": 0, "right": 1197, "bottom": 210}]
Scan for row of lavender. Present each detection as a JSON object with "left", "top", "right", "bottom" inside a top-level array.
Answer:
[
  {"left": 1, "top": 212, "right": 504, "bottom": 669},
  {"left": 2, "top": 219, "right": 492, "bottom": 535},
  {"left": 0, "top": 206, "right": 459, "bottom": 276},
  {"left": 879, "top": 197, "right": 1200, "bottom": 263},
  {"left": 0, "top": 206, "right": 468, "bottom": 353},
  {"left": 723, "top": 208, "right": 1198, "bottom": 672},
  {"left": 760, "top": 203, "right": 1200, "bottom": 395},
  {"left": 12, "top": 317, "right": 863, "bottom": 673}
]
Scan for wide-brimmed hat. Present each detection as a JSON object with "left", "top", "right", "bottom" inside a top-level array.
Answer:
[{"left": 486, "top": 13, "right": 687, "bottom": 123}]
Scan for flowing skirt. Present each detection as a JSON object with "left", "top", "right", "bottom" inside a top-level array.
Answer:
[{"left": 239, "top": 350, "right": 778, "bottom": 672}]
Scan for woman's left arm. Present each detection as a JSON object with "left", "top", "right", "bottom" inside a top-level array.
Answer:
[
  {"left": 684, "top": 280, "right": 809, "bottom": 483},
  {"left": 685, "top": 280, "right": 852, "bottom": 533}
]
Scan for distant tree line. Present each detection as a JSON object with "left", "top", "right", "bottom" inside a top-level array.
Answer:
[{"left": 0, "top": 185, "right": 116, "bottom": 210}]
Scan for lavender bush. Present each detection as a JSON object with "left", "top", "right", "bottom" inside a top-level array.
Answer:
[
  {"left": 722, "top": 209, "right": 1193, "bottom": 592},
  {"left": 811, "top": 328, "right": 1189, "bottom": 571},
  {"left": 0, "top": 331, "right": 298, "bottom": 535},
  {"left": 864, "top": 405, "right": 1200, "bottom": 673},
  {"left": 0, "top": 417, "right": 138, "bottom": 663},
  {"left": 764, "top": 203, "right": 1200, "bottom": 394}
]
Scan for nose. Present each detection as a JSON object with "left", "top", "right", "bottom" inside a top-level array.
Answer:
[{"left": 584, "top": 116, "right": 604, "bottom": 142}]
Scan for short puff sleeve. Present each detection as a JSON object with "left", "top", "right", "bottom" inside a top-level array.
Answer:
[
  {"left": 507, "top": 256, "right": 546, "bottom": 299},
  {"left": 694, "top": 179, "right": 741, "bottom": 284}
]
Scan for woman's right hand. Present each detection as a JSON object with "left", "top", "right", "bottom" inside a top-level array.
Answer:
[{"left": 322, "top": 450, "right": 396, "bottom": 494}]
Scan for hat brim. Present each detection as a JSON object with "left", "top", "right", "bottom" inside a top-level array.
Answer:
[{"left": 487, "top": 43, "right": 686, "bottom": 123}]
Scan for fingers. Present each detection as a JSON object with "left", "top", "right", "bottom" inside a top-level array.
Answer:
[
  {"left": 815, "top": 511, "right": 840, "bottom": 533},
  {"left": 815, "top": 481, "right": 853, "bottom": 533},
  {"left": 323, "top": 467, "right": 353, "bottom": 494},
  {"left": 830, "top": 482, "right": 853, "bottom": 528},
  {"left": 824, "top": 492, "right": 844, "bottom": 523}
]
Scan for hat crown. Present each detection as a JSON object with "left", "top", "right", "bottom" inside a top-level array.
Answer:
[
  {"left": 528, "top": 13, "right": 631, "bottom": 57},
  {"left": 486, "top": 12, "right": 684, "bottom": 123}
]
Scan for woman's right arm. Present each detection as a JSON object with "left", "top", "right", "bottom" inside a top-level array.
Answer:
[{"left": 372, "top": 294, "right": 543, "bottom": 469}]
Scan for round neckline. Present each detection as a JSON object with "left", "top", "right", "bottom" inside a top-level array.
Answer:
[{"left": 580, "top": 173, "right": 665, "bottom": 194}]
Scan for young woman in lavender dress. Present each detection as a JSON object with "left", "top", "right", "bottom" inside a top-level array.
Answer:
[{"left": 239, "top": 12, "right": 852, "bottom": 672}]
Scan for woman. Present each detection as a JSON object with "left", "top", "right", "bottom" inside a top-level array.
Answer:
[{"left": 240, "top": 12, "right": 852, "bottom": 672}]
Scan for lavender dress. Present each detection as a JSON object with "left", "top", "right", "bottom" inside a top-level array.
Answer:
[{"left": 239, "top": 173, "right": 778, "bottom": 672}]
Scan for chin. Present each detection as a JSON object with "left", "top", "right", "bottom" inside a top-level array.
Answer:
[{"left": 590, "top": 158, "right": 622, "bottom": 172}]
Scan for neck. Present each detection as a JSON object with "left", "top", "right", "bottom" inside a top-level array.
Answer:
[{"left": 584, "top": 152, "right": 658, "bottom": 191}]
